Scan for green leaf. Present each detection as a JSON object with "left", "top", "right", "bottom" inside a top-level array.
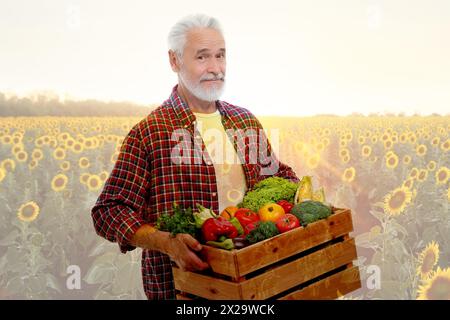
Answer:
[{"left": 45, "top": 273, "right": 62, "bottom": 293}]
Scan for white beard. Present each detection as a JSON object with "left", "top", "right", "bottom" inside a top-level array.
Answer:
[{"left": 178, "top": 70, "right": 225, "bottom": 102}]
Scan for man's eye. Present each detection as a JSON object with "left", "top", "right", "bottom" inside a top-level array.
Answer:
[{"left": 197, "top": 56, "right": 205, "bottom": 60}]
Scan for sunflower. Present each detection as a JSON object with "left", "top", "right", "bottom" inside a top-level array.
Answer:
[
  {"left": 98, "top": 171, "right": 109, "bottom": 182},
  {"left": 441, "top": 139, "right": 450, "bottom": 152},
  {"left": 339, "top": 148, "right": 349, "bottom": 158},
  {"left": 60, "top": 161, "right": 70, "bottom": 171},
  {"left": 342, "top": 167, "right": 356, "bottom": 183},
  {"left": 71, "top": 142, "right": 84, "bottom": 154},
  {"left": 431, "top": 137, "right": 440, "bottom": 147},
  {"left": 416, "top": 241, "right": 440, "bottom": 280},
  {"left": 409, "top": 167, "right": 419, "bottom": 179},
  {"left": 65, "top": 138, "right": 75, "bottom": 148},
  {"left": 12, "top": 143, "right": 24, "bottom": 154},
  {"left": 1, "top": 135, "right": 12, "bottom": 145},
  {"left": 57, "top": 132, "right": 70, "bottom": 141},
  {"left": 53, "top": 147, "right": 66, "bottom": 160},
  {"left": 87, "top": 174, "right": 103, "bottom": 191},
  {"left": 402, "top": 178, "right": 415, "bottom": 189},
  {"left": 0, "top": 167, "right": 6, "bottom": 183},
  {"left": 385, "top": 153, "right": 399, "bottom": 169},
  {"left": 314, "top": 142, "right": 325, "bottom": 152},
  {"left": 78, "top": 157, "right": 90, "bottom": 169},
  {"left": 435, "top": 167, "right": 449, "bottom": 185},
  {"left": 15, "top": 150, "right": 28, "bottom": 163},
  {"left": 371, "top": 136, "right": 378, "bottom": 144},
  {"left": 35, "top": 138, "right": 44, "bottom": 147},
  {"left": 294, "top": 141, "right": 304, "bottom": 154},
  {"left": 417, "top": 169, "right": 428, "bottom": 182},
  {"left": 409, "top": 135, "right": 417, "bottom": 144},
  {"left": 31, "top": 148, "right": 44, "bottom": 161},
  {"left": 339, "top": 140, "right": 347, "bottom": 148},
  {"left": 427, "top": 160, "right": 437, "bottom": 171},
  {"left": 1, "top": 158, "right": 16, "bottom": 172},
  {"left": 384, "top": 139, "right": 393, "bottom": 150},
  {"left": 417, "top": 267, "right": 450, "bottom": 300},
  {"left": 80, "top": 173, "right": 90, "bottom": 185},
  {"left": 307, "top": 153, "right": 320, "bottom": 169},
  {"left": 403, "top": 155, "right": 412, "bottom": 165},
  {"left": 416, "top": 144, "right": 427, "bottom": 157},
  {"left": 358, "top": 136, "right": 365, "bottom": 145},
  {"left": 28, "top": 160, "right": 38, "bottom": 170},
  {"left": 51, "top": 173, "right": 68, "bottom": 192},
  {"left": 361, "top": 145, "right": 372, "bottom": 158},
  {"left": 383, "top": 186, "right": 412, "bottom": 216},
  {"left": 399, "top": 134, "right": 407, "bottom": 143},
  {"left": 17, "top": 201, "right": 40, "bottom": 222}
]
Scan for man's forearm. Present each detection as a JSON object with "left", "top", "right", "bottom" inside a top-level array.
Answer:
[{"left": 131, "top": 224, "right": 171, "bottom": 254}]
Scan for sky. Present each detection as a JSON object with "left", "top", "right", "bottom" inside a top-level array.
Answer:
[{"left": 1, "top": 0, "right": 449, "bottom": 116}]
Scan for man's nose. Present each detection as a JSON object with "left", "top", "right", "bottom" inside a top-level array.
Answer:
[{"left": 207, "top": 59, "right": 224, "bottom": 75}]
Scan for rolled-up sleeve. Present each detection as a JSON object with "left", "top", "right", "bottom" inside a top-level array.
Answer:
[{"left": 91, "top": 126, "right": 151, "bottom": 253}]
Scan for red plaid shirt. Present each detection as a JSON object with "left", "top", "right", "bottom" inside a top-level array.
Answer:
[{"left": 91, "top": 85, "right": 299, "bottom": 299}]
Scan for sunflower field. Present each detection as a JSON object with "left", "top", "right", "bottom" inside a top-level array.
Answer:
[{"left": 0, "top": 115, "right": 449, "bottom": 300}]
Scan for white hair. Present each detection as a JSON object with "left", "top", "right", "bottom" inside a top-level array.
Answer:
[{"left": 168, "top": 14, "right": 224, "bottom": 57}]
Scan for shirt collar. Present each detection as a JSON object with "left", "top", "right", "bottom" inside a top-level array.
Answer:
[{"left": 169, "top": 84, "right": 228, "bottom": 129}]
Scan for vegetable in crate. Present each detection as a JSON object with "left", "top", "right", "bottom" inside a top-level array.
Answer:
[
  {"left": 277, "top": 200, "right": 294, "bottom": 213},
  {"left": 240, "top": 177, "right": 298, "bottom": 212},
  {"left": 291, "top": 200, "right": 332, "bottom": 226},
  {"left": 201, "top": 216, "right": 239, "bottom": 242},
  {"left": 294, "top": 176, "right": 313, "bottom": 204},
  {"left": 206, "top": 237, "right": 235, "bottom": 250},
  {"left": 155, "top": 203, "right": 197, "bottom": 237},
  {"left": 193, "top": 203, "right": 216, "bottom": 228},
  {"left": 258, "top": 203, "right": 285, "bottom": 222},
  {"left": 245, "top": 221, "right": 280, "bottom": 244},
  {"left": 234, "top": 208, "right": 259, "bottom": 227},
  {"left": 275, "top": 213, "right": 300, "bottom": 233}
]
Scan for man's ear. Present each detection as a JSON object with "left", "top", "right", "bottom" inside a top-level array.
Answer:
[{"left": 168, "top": 50, "right": 181, "bottom": 73}]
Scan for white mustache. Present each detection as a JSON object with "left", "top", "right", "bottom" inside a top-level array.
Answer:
[{"left": 200, "top": 73, "right": 225, "bottom": 81}]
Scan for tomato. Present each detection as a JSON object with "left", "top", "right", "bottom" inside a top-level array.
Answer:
[
  {"left": 234, "top": 208, "right": 259, "bottom": 227},
  {"left": 275, "top": 214, "right": 300, "bottom": 233},
  {"left": 277, "top": 200, "right": 294, "bottom": 213},
  {"left": 258, "top": 203, "right": 285, "bottom": 222},
  {"left": 220, "top": 206, "right": 239, "bottom": 220},
  {"left": 244, "top": 221, "right": 258, "bottom": 235}
]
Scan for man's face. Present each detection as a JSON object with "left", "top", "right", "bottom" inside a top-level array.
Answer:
[{"left": 176, "top": 28, "right": 226, "bottom": 102}]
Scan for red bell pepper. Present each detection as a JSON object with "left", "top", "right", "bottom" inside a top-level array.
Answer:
[
  {"left": 276, "top": 200, "right": 294, "bottom": 214},
  {"left": 234, "top": 208, "right": 259, "bottom": 227},
  {"left": 201, "top": 216, "right": 239, "bottom": 242}
]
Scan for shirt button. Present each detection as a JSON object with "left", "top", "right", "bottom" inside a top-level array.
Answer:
[
  {"left": 206, "top": 161, "right": 212, "bottom": 165},
  {"left": 212, "top": 192, "right": 217, "bottom": 197}
]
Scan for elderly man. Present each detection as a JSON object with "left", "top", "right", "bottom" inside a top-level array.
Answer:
[{"left": 91, "top": 14, "right": 299, "bottom": 300}]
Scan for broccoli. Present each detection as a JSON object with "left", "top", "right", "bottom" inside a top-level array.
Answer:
[
  {"left": 291, "top": 200, "right": 332, "bottom": 226},
  {"left": 246, "top": 221, "right": 280, "bottom": 244}
]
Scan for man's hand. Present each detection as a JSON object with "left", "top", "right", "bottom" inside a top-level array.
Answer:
[
  {"left": 131, "top": 225, "right": 209, "bottom": 272},
  {"left": 165, "top": 233, "right": 210, "bottom": 272}
]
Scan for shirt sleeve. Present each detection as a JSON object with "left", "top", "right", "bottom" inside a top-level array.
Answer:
[
  {"left": 254, "top": 117, "right": 300, "bottom": 184},
  {"left": 91, "top": 126, "right": 151, "bottom": 254}
]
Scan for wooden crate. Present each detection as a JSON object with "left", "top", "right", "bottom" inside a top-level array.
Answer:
[{"left": 173, "top": 208, "right": 361, "bottom": 300}]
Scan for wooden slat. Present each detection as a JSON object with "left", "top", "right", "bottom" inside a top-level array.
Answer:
[
  {"left": 198, "top": 244, "right": 238, "bottom": 278},
  {"left": 172, "top": 267, "right": 242, "bottom": 300},
  {"left": 279, "top": 266, "right": 362, "bottom": 300},
  {"left": 176, "top": 293, "right": 193, "bottom": 300},
  {"left": 234, "top": 209, "right": 353, "bottom": 277},
  {"left": 239, "top": 237, "right": 358, "bottom": 300}
]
